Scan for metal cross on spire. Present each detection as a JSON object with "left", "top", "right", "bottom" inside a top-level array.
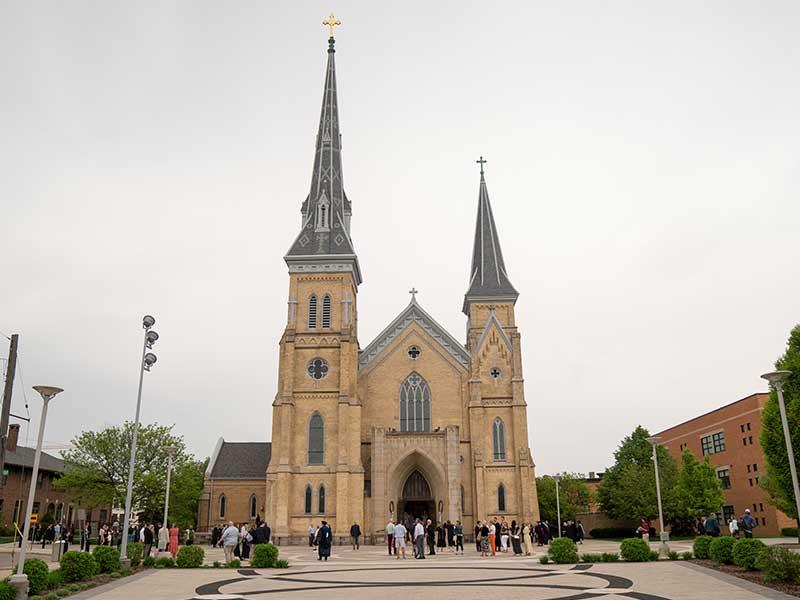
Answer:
[
  {"left": 409, "top": 287, "right": 418, "bottom": 301},
  {"left": 323, "top": 13, "right": 341, "bottom": 38},
  {"left": 476, "top": 156, "right": 487, "bottom": 175}
]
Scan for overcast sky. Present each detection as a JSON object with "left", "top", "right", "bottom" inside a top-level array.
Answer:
[{"left": 1, "top": 1, "right": 799, "bottom": 476}]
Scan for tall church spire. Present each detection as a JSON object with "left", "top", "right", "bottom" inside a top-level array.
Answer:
[
  {"left": 285, "top": 25, "right": 361, "bottom": 284},
  {"left": 463, "top": 158, "right": 518, "bottom": 314}
]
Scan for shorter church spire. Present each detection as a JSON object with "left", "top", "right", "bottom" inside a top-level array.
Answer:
[{"left": 463, "top": 159, "right": 518, "bottom": 314}]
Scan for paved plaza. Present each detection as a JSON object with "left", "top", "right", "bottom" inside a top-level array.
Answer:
[{"left": 17, "top": 540, "right": 788, "bottom": 600}]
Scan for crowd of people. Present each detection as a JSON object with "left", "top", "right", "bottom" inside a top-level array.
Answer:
[
  {"left": 210, "top": 515, "right": 272, "bottom": 563},
  {"left": 698, "top": 508, "right": 759, "bottom": 539}
]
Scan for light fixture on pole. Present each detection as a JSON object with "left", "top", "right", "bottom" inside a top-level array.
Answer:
[
  {"left": 761, "top": 370, "right": 798, "bottom": 543},
  {"left": 120, "top": 316, "right": 159, "bottom": 567},
  {"left": 646, "top": 435, "right": 669, "bottom": 557},
  {"left": 554, "top": 474, "right": 562, "bottom": 538},
  {"left": 161, "top": 446, "right": 177, "bottom": 531},
  {"left": 10, "top": 385, "right": 62, "bottom": 600}
]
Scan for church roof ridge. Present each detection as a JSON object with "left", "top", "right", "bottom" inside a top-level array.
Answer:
[{"left": 463, "top": 166, "right": 518, "bottom": 314}]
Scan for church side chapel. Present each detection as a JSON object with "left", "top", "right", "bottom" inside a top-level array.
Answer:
[{"left": 200, "top": 19, "right": 540, "bottom": 544}]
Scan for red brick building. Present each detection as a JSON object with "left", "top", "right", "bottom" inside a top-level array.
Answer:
[{"left": 655, "top": 392, "right": 794, "bottom": 537}]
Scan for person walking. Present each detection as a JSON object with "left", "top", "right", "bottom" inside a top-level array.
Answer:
[
  {"left": 308, "top": 524, "right": 316, "bottom": 548},
  {"left": 729, "top": 516, "right": 740, "bottom": 539},
  {"left": 316, "top": 520, "right": 332, "bottom": 561},
  {"left": 414, "top": 519, "right": 426, "bottom": 560},
  {"left": 488, "top": 519, "right": 496, "bottom": 556},
  {"left": 393, "top": 520, "right": 407, "bottom": 559},
  {"left": 454, "top": 520, "right": 464, "bottom": 555},
  {"left": 740, "top": 509, "right": 757, "bottom": 539},
  {"left": 637, "top": 518, "right": 650, "bottom": 543},
  {"left": 220, "top": 521, "right": 239, "bottom": 564},
  {"left": 350, "top": 521, "right": 361, "bottom": 550},
  {"left": 143, "top": 523, "right": 154, "bottom": 559},
  {"left": 168, "top": 523, "right": 180, "bottom": 558},
  {"left": 577, "top": 520, "right": 585, "bottom": 544},
  {"left": 386, "top": 519, "right": 396, "bottom": 556},
  {"left": 704, "top": 513, "right": 721, "bottom": 537}
]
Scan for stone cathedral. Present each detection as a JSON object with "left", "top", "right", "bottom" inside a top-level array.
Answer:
[{"left": 200, "top": 29, "right": 539, "bottom": 543}]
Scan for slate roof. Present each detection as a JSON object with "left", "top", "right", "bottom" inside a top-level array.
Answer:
[
  {"left": 208, "top": 441, "right": 271, "bottom": 480},
  {"left": 5, "top": 446, "right": 66, "bottom": 473},
  {"left": 463, "top": 170, "right": 519, "bottom": 313},
  {"left": 286, "top": 36, "right": 359, "bottom": 268}
]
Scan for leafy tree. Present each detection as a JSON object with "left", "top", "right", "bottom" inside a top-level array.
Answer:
[
  {"left": 667, "top": 448, "right": 724, "bottom": 532},
  {"left": 760, "top": 324, "right": 800, "bottom": 521},
  {"left": 536, "top": 473, "right": 592, "bottom": 523},
  {"left": 56, "top": 422, "right": 206, "bottom": 527},
  {"left": 596, "top": 426, "right": 677, "bottom": 522}
]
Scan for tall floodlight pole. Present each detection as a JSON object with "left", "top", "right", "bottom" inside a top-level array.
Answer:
[
  {"left": 646, "top": 436, "right": 669, "bottom": 557},
  {"left": 120, "top": 316, "right": 159, "bottom": 566},
  {"left": 554, "top": 474, "right": 562, "bottom": 538},
  {"left": 10, "top": 385, "right": 62, "bottom": 600},
  {"left": 161, "top": 446, "right": 176, "bottom": 530},
  {"left": 761, "top": 370, "right": 799, "bottom": 543}
]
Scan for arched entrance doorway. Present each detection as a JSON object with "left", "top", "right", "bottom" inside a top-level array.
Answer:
[{"left": 399, "top": 469, "right": 435, "bottom": 524}]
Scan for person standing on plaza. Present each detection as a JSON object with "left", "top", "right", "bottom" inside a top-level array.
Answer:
[
  {"left": 488, "top": 519, "right": 496, "bottom": 556},
  {"left": 308, "top": 523, "right": 316, "bottom": 548},
  {"left": 474, "top": 522, "right": 481, "bottom": 552},
  {"left": 317, "top": 520, "right": 332, "bottom": 561},
  {"left": 168, "top": 522, "right": 180, "bottom": 558},
  {"left": 637, "top": 518, "right": 651, "bottom": 543},
  {"left": 239, "top": 522, "right": 251, "bottom": 560},
  {"left": 577, "top": 520, "right": 585, "bottom": 544},
  {"left": 142, "top": 523, "right": 154, "bottom": 559},
  {"left": 500, "top": 519, "right": 510, "bottom": 553},
  {"left": 220, "top": 521, "right": 239, "bottom": 564},
  {"left": 350, "top": 521, "right": 361, "bottom": 550},
  {"left": 522, "top": 522, "right": 533, "bottom": 555},
  {"left": 386, "top": 519, "right": 396, "bottom": 556},
  {"left": 479, "top": 520, "right": 490, "bottom": 557},
  {"left": 740, "top": 509, "right": 757, "bottom": 538},
  {"left": 426, "top": 519, "right": 436, "bottom": 556},
  {"left": 414, "top": 519, "right": 426, "bottom": 559},
  {"left": 454, "top": 520, "right": 464, "bottom": 555},
  {"left": 393, "top": 520, "right": 407, "bottom": 559},
  {"left": 704, "top": 513, "right": 721, "bottom": 537},
  {"left": 729, "top": 516, "right": 740, "bottom": 538}
]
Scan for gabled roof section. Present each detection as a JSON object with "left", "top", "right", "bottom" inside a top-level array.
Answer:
[
  {"left": 286, "top": 36, "right": 359, "bottom": 274},
  {"left": 475, "top": 310, "right": 513, "bottom": 352},
  {"left": 359, "top": 297, "right": 471, "bottom": 371},
  {"left": 208, "top": 441, "right": 271, "bottom": 480},
  {"left": 463, "top": 169, "right": 518, "bottom": 313}
]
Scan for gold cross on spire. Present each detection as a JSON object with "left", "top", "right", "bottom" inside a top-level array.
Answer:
[{"left": 323, "top": 13, "right": 341, "bottom": 38}]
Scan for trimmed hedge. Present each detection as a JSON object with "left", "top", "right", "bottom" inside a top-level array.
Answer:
[
  {"left": 142, "top": 555, "right": 156, "bottom": 567},
  {"left": 127, "top": 542, "right": 144, "bottom": 567},
  {"left": 548, "top": 538, "right": 579, "bottom": 564},
  {"left": 0, "top": 581, "right": 15, "bottom": 600},
  {"left": 155, "top": 556, "right": 175, "bottom": 568},
  {"left": 46, "top": 569, "right": 65, "bottom": 590},
  {"left": 16, "top": 557, "right": 49, "bottom": 595},
  {"left": 600, "top": 552, "right": 619, "bottom": 562},
  {"left": 251, "top": 544, "right": 279, "bottom": 568},
  {"left": 589, "top": 527, "right": 636, "bottom": 539},
  {"left": 92, "top": 546, "right": 121, "bottom": 573},
  {"left": 60, "top": 551, "right": 99, "bottom": 583},
  {"left": 692, "top": 536, "right": 713, "bottom": 560},
  {"left": 781, "top": 527, "right": 798, "bottom": 538},
  {"left": 732, "top": 538, "right": 765, "bottom": 570},
  {"left": 620, "top": 538, "right": 652, "bottom": 562},
  {"left": 275, "top": 559, "right": 290, "bottom": 569},
  {"left": 709, "top": 536, "right": 735, "bottom": 565},
  {"left": 757, "top": 545, "right": 800, "bottom": 583},
  {"left": 176, "top": 545, "right": 205, "bottom": 568},
  {"left": 580, "top": 553, "right": 603, "bottom": 563}
]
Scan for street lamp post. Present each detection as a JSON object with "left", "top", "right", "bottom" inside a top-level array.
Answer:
[
  {"left": 161, "top": 446, "right": 176, "bottom": 531},
  {"left": 554, "top": 474, "right": 562, "bottom": 538},
  {"left": 646, "top": 436, "right": 669, "bottom": 558},
  {"left": 120, "top": 316, "right": 159, "bottom": 566},
  {"left": 10, "top": 385, "right": 63, "bottom": 600},
  {"left": 761, "top": 370, "right": 799, "bottom": 543}
]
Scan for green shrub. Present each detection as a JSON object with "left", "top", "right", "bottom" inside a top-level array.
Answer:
[
  {"left": 548, "top": 537, "right": 579, "bottom": 564},
  {"left": 126, "top": 542, "right": 144, "bottom": 567},
  {"left": 588, "top": 527, "right": 636, "bottom": 539},
  {"left": 539, "top": 555, "right": 550, "bottom": 564},
  {"left": 600, "top": 552, "right": 619, "bottom": 562},
  {"left": 155, "top": 556, "right": 175, "bottom": 568},
  {"left": 668, "top": 551, "right": 679, "bottom": 561},
  {"left": 60, "top": 551, "right": 99, "bottom": 583},
  {"left": 44, "top": 593, "right": 58, "bottom": 600},
  {"left": 47, "top": 569, "right": 64, "bottom": 590},
  {"left": 14, "top": 558, "right": 49, "bottom": 595},
  {"left": 225, "top": 559, "right": 241, "bottom": 568},
  {"left": 781, "top": 527, "right": 798, "bottom": 538},
  {"left": 757, "top": 546, "right": 800, "bottom": 583},
  {"left": 92, "top": 546, "right": 121, "bottom": 573},
  {"left": 119, "top": 566, "right": 132, "bottom": 577},
  {"left": 709, "top": 537, "right": 735, "bottom": 565},
  {"left": 251, "top": 543, "right": 279, "bottom": 568},
  {"left": 732, "top": 538, "right": 766, "bottom": 570},
  {"left": 0, "top": 581, "right": 16, "bottom": 600},
  {"left": 620, "top": 538, "right": 651, "bottom": 562},
  {"left": 176, "top": 545, "right": 205, "bottom": 568},
  {"left": 142, "top": 555, "right": 156, "bottom": 567},
  {"left": 55, "top": 588, "right": 70, "bottom": 598},
  {"left": 650, "top": 550, "right": 660, "bottom": 561},
  {"left": 212, "top": 561, "right": 222, "bottom": 568},
  {"left": 275, "top": 559, "right": 289, "bottom": 568},
  {"left": 66, "top": 583, "right": 82, "bottom": 593},
  {"left": 681, "top": 551, "right": 693, "bottom": 560},
  {"left": 580, "top": 553, "right": 602, "bottom": 563},
  {"left": 692, "top": 536, "right": 713, "bottom": 560}
]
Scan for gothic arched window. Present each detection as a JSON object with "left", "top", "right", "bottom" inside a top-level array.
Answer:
[
  {"left": 399, "top": 373, "right": 431, "bottom": 432},
  {"left": 318, "top": 485, "right": 326, "bottom": 513},
  {"left": 308, "top": 294, "right": 318, "bottom": 329},
  {"left": 322, "top": 294, "right": 332, "bottom": 328},
  {"left": 498, "top": 483, "right": 506, "bottom": 512},
  {"left": 493, "top": 418, "right": 506, "bottom": 461},
  {"left": 308, "top": 412, "right": 324, "bottom": 464},
  {"left": 218, "top": 494, "right": 226, "bottom": 518},
  {"left": 304, "top": 485, "right": 312, "bottom": 514},
  {"left": 460, "top": 485, "right": 466, "bottom": 515},
  {"left": 249, "top": 494, "right": 258, "bottom": 519}
]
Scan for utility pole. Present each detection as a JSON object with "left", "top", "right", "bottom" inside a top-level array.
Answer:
[{"left": 0, "top": 334, "right": 18, "bottom": 484}]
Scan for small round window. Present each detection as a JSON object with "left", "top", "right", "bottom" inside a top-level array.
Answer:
[
  {"left": 490, "top": 367, "right": 501, "bottom": 379},
  {"left": 307, "top": 358, "right": 329, "bottom": 380},
  {"left": 408, "top": 345, "right": 421, "bottom": 359}
]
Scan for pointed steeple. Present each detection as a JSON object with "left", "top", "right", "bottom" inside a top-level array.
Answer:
[
  {"left": 463, "top": 159, "right": 518, "bottom": 314},
  {"left": 286, "top": 33, "right": 361, "bottom": 284}
]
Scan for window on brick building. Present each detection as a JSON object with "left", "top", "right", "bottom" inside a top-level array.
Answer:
[
  {"left": 749, "top": 436, "right": 753, "bottom": 444},
  {"left": 249, "top": 494, "right": 257, "bottom": 520},
  {"left": 749, "top": 478, "right": 753, "bottom": 487},
  {"left": 747, "top": 465, "right": 751, "bottom": 472},
  {"left": 753, "top": 503, "right": 757, "bottom": 512},
  {"left": 760, "top": 503, "right": 764, "bottom": 511},
  {"left": 701, "top": 431, "right": 725, "bottom": 455},
  {"left": 762, "top": 518, "right": 766, "bottom": 526},
  {"left": 753, "top": 463, "right": 758, "bottom": 471},
  {"left": 740, "top": 424, "right": 745, "bottom": 432},
  {"left": 218, "top": 495, "right": 226, "bottom": 519},
  {"left": 756, "top": 476, "right": 759, "bottom": 484},
  {"left": 498, "top": 484, "right": 506, "bottom": 512},
  {"left": 723, "top": 505, "right": 735, "bottom": 524},
  {"left": 747, "top": 423, "right": 751, "bottom": 431},
  {"left": 743, "top": 437, "right": 747, "bottom": 446},
  {"left": 308, "top": 412, "right": 324, "bottom": 464},
  {"left": 717, "top": 469, "right": 731, "bottom": 489}
]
